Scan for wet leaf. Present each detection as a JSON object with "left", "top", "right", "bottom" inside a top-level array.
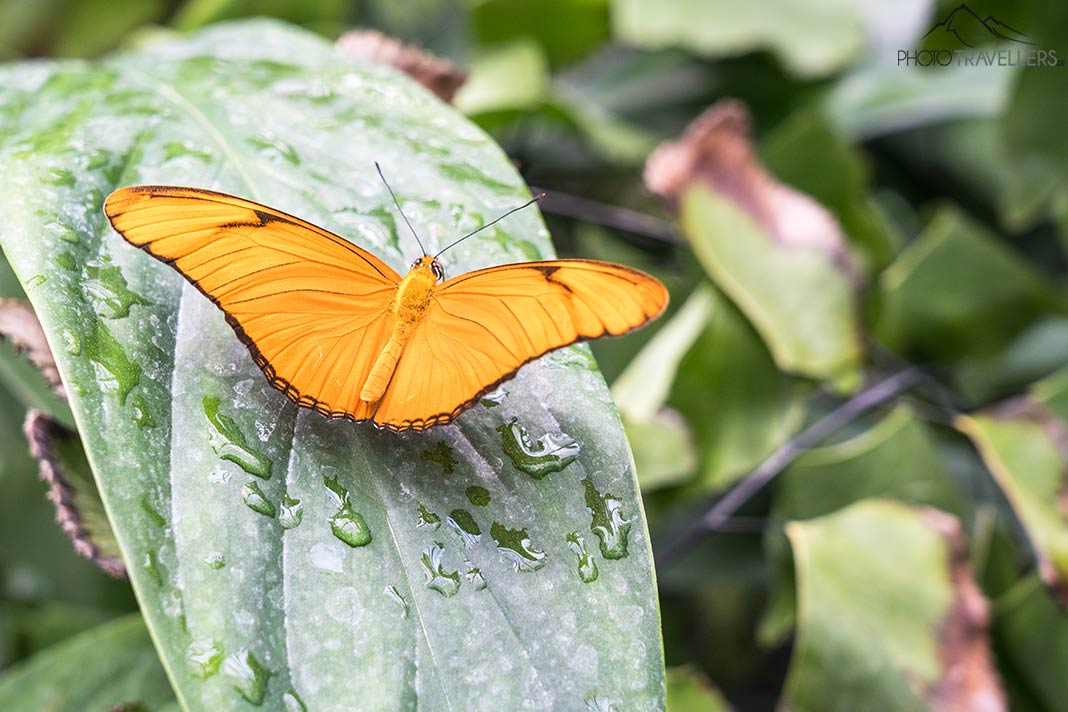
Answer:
[
  {"left": 0, "top": 614, "right": 173, "bottom": 712},
  {"left": 0, "top": 20, "right": 664, "bottom": 710},
  {"left": 785, "top": 500, "right": 1005, "bottom": 712}
]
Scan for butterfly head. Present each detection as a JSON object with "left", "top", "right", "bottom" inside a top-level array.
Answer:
[{"left": 411, "top": 255, "right": 446, "bottom": 282}]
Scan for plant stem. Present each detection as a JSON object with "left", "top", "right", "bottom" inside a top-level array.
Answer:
[{"left": 655, "top": 367, "right": 926, "bottom": 567}]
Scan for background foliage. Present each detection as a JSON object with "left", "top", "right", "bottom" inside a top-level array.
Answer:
[{"left": 1, "top": 0, "right": 1067, "bottom": 709}]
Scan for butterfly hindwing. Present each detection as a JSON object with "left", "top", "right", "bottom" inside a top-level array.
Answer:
[
  {"left": 371, "top": 260, "right": 668, "bottom": 430},
  {"left": 104, "top": 186, "right": 402, "bottom": 419}
]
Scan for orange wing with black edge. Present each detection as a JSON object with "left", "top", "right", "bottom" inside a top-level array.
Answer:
[
  {"left": 371, "top": 259, "right": 668, "bottom": 430},
  {"left": 104, "top": 186, "right": 402, "bottom": 420}
]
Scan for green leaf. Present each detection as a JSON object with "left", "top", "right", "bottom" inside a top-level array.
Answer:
[
  {"left": 681, "top": 186, "right": 863, "bottom": 385},
  {"left": 665, "top": 665, "right": 733, "bottom": 712},
  {"left": 669, "top": 285, "right": 804, "bottom": 492},
  {"left": 785, "top": 500, "right": 1003, "bottom": 711},
  {"left": 774, "top": 408, "right": 963, "bottom": 522},
  {"left": 824, "top": 62, "right": 1015, "bottom": 140},
  {"left": 761, "top": 408, "right": 965, "bottom": 644},
  {"left": 994, "top": 576, "right": 1068, "bottom": 710},
  {"left": 956, "top": 382, "right": 1068, "bottom": 592},
  {"left": 454, "top": 39, "right": 550, "bottom": 115},
  {"left": 0, "top": 20, "right": 665, "bottom": 710},
  {"left": 611, "top": 0, "right": 865, "bottom": 77},
  {"left": 875, "top": 205, "right": 1066, "bottom": 363},
  {"left": 0, "top": 614, "right": 174, "bottom": 711},
  {"left": 470, "top": 0, "right": 610, "bottom": 68}
]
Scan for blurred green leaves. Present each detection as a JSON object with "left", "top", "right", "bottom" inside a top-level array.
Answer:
[
  {"left": 612, "top": 0, "right": 865, "bottom": 78},
  {"left": 0, "top": 614, "right": 174, "bottom": 712}
]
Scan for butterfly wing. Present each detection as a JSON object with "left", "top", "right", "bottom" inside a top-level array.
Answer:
[
  {"left": 372, "top": 259, "right": 668, "bottom": 430},
  {"left": 104, "top": 186, "right": 402, "bottom": 420}
]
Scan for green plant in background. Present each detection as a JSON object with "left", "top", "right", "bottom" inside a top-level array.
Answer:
[{"left": 2, "top": 0, "right": 1068, "bottom": 710}]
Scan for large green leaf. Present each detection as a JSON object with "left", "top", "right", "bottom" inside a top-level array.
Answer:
[
  {"left": 0, "top": 20, "right": 664, "bottom": 710},
  {"left": 785, "top": 500, "right": 1003, "bottom": 711},
  {"left": 0, "top": 614, "right": 175, "bottom": 711}
]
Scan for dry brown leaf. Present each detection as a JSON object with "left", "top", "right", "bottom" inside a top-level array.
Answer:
[
  {"left": 0, "top": 298, "right": 65, "bottom": 398},
  {"left": 644, "top": 99, "right": 856, "bottom": 272},
  {"left": 336, "top": 30, "right": 468, "bottom": 104},
  {"left": 23, "top": 409, "right": 126, "bottom": 579},
  {"left": 920, "top": 509, "right": 1006, "bottom": 712}
]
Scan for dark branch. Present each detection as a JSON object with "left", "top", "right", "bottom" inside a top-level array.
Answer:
[
  {"left": 655, "top": 367, "right": 926, "bottom": 567},
  {"left": 530, "top": 187, "right": 682, "bottom": 245}
]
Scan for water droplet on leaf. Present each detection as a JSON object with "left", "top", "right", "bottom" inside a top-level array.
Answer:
[
  {"left": 222, "top": 648, "right": 272, "bottom": 706},
  {"left": 420, "top": 441, "right": 457, "bottom": 473},
  {"left": 497, "top": 418, "right": 580, "bottom": 479},
  {"left": 322, "top": 475, "right": 371, "bottom": 546},
  {"left": 463, "top": 560, "right": 487, "bottom": 590},
  {"left": 55, "top": 252, "right": 77, "bottom": 271},
  {"left": 203, "top": 396, "right": 272, "bottom": 479},
  {"left": 131, "top": 395, "right": 156, "bottom": 429},
  {"left": 188, "top": 639, "right": 224, "bottom": 679},
  {"left": 446, "top": 509, "right": 481, "bottom": 549},
  {"left": 490, "top": 522, "right": 547, "bottom": 572},
  {"left": 242, "top": 481, "right": 276, "bottom": 518},
  {"left": 140, "top": 495, "right": 166, "bottom": 527},
  {"left": 420, "top": 541, "right": 460, "bottom": 597},
  {"left": 84, "top": 320, "right": 141, "bottom": 404},
  {"left": 282, "top": 689, "right": 307, "bottom": 712},
  {"left": 566, "top": 532, "right": 599, "bottom": 583},
  {"left": 417, "top": 501, "right": 441, "bottom": 530},
  {"left": 330, "top": 506, "right": 372, "bottom": 547},
  {"left": 582, "top": 478, "right": 631, "bottom": 560},
  {"left": 84, "top": 260, "right": 149, "bottom": 319},
  {"left": 465, "top": 485, "right": 490, "bottom": 507},
  {"left": 384, "top": 584, "right": 409, "bottom": 618},
  {"left": 279, "top": 494, "right": 304, "bottom": 529}
]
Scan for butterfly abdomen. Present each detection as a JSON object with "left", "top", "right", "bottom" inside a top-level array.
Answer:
[{"left": 360, "top": 262, "right": 438, "bottom": 403}]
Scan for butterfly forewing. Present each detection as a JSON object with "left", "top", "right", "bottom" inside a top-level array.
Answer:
[{"left": 104, "top": 186, "right": 402, "bottom": 419}]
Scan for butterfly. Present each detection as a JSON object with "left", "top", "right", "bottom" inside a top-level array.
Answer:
[{"left": 103, "top": 167, "right": 668, "bottom": 431}]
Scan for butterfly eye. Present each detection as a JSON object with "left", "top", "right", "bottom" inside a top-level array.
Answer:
[{"left": 432, "top": 261, "right": 445, "bottom": 281}]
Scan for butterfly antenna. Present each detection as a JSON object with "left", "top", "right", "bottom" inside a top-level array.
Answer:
[
  {"left": 375, "top": 162, "right": 427, "bottom": 256},
  {"left": 434, "top": 193, "right": 546, "bottom": 259}
]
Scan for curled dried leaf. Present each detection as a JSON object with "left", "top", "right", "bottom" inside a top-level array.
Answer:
[
  {"left": 336, "top": 30, "right": 468, "bottom": 103},
  {"left": 644, "top": 99, "right": 856, "bottom": 273},
  {"left": 920, "top": 508, "right": 1006, "bottom": 712},
  {"left": 23, "top": 409, "right": 126, "bottom": 579},
  {"left": 0, "top": 299, "right": 66, "bottom": 399}
]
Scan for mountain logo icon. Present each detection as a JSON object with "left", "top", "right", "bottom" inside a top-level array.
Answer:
[{"left": 922, "top": 4, "right": 1035, "bottom": 48}]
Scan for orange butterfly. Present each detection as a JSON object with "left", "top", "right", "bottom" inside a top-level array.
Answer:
[{"left": 103, "top": 169, "right": 668, "bottom": 431}]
